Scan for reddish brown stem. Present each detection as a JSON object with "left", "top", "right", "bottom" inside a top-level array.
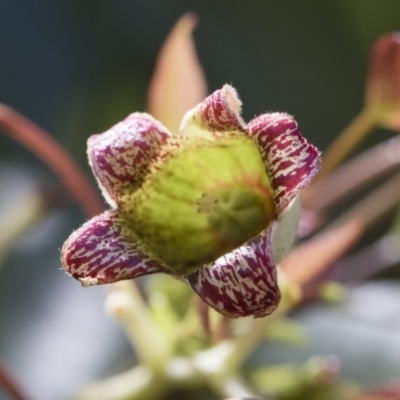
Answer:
[
  {"left": 316, "top": 110, "right": 376, "bottom": 182},
  {"left": 0, "top": 104, "right": 104, "bottom": 218},
  {"left": 328, "top": 170, "right": 400, "bottom": 229},
  {"left": 304, "top": 134, "right": 400, "bottom": 212},
  {"left": 0, "top": 356, "right": 29, "bottom": 400},
  {"left": 335, "top": 232, "right": 400, "bottom": 283},
  {"left": 281, "top": 218, "right": 364, "bottom": 286}
]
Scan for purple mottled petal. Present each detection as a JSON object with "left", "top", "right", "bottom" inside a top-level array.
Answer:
[
  {"left": 247, "top": 113, "right": 321, "bottom": 216},
  {"left": 186, "top": 84, "right": 245, "bottom": 132},
  {"left": 187, "top": 228, "right": 280, "bottom": 318},
  {"left": 61, "top": 210, "right": 167, "bottom": 285},
  {"left": 88, "top": 113, "right": 171, "bottom": 206}
]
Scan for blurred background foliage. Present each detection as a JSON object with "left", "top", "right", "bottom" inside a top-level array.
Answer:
[{"left": 1, "top": 1, "right": 400, "bottom": 399}]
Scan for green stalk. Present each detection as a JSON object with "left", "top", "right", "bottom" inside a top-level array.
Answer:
[
  {"left": 224, "top": 274, "right": 299, "bottom": 374},
  {"left": 76, "top": 365, "right": 161, "bottom": 400},
  {"left": 105, "top": 281, "right": 171, "bottom": 374}
]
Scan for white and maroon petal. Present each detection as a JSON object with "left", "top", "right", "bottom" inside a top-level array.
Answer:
[
  {"left": 180, "top": 84, "right": 245, "bottom": 134},
  {"left": 88, "top": 113, "right": 171, "bottom": 207},
  {"left": 61, "top": 210, "right": 167, "bottom": 286},
  {"left": 187, "top": 228, "right": 280, "bottom": 318},
  {"left": 271, "top": 195, "right": 302, "bottom": 263},
  {"left": 246, "top": 113, "right": 321, "bottom": 216}
]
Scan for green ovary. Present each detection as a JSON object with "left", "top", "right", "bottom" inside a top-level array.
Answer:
[
  {"left": 126, "top": 135, "right": 275, "bottom": 275},
  {"left": 207, "top": 187, "right": 270, "bottom": 243}
]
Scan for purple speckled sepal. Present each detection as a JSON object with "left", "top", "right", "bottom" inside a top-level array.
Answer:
[
  {"left": 247, "top": 113, "right": 321, "bottom": 216},
  {"left": 88, "top": 113, "right": 171, "bottom": 206},
  {"left": 61, "top": 210, "right": 167, "bottom": 285},
  {"left": 187, "top": 228, "right": 280, "bottom": 318}
]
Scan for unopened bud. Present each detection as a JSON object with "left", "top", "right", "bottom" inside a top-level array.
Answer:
[{"left": 365, "top": 32, "right": 400, "bottom": 129}]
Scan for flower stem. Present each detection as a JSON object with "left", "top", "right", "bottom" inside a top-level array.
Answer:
[
  {"left": 328, "top": 170, "right": 400, "bottom": 229},
  {"left": 0, "top": 104, "right": 104, "bottom": 218},
  {"left": 224, "top": 273, "right": 299, "bottom": 374},
  {"left": 304, "top": 134, "right": 400, "bottom": 211},
  {"left": 215, "top": 375, "right": 265, "bottom": 399},
  {"left": 224, "top": 305, "right": 289, "bottom": 375},
  {"left": 105, "top": 281, "right": 171, "bottom": 373},
  {"left": 282, "top": 218, "right": 364, "bottom": 287},
  {"left": 336, "top": 232, "right": 400, "bottom": 283},
  {"left": 316, "top": 109, "right": 376, "bottom": 181},
  {"left": 0, "top": 356, "right": 30, "bottom": 400},
  {"left": 76, "top": 365, "right": 161, "bottom": 400}
]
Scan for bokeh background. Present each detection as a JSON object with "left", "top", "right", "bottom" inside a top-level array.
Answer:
[{"left": 1, "top": 1, "right": 400, "bottom": 399}]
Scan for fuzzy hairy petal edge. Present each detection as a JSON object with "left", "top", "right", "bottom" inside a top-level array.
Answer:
[
  {"left": 247, "top": 113, "right": 321, "bottom": 216},
  {"left": 88, "top": 113, "right": 171, "bottom": 207},
  {"left": 61, "top": 210, "right": 167, "bottom": 285}
]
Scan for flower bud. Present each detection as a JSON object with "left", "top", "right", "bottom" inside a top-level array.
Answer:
[{"left": 365, "top": 32, "right": 400, "bottom": 129}]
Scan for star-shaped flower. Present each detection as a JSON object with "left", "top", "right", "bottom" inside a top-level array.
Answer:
[{"left": 61, "top": 85, "right": 321, "bottom": 318}]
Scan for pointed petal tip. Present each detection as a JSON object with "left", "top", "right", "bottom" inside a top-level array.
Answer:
[{"left": 184, "top": 84, "right": 245, "bottom": 133}]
